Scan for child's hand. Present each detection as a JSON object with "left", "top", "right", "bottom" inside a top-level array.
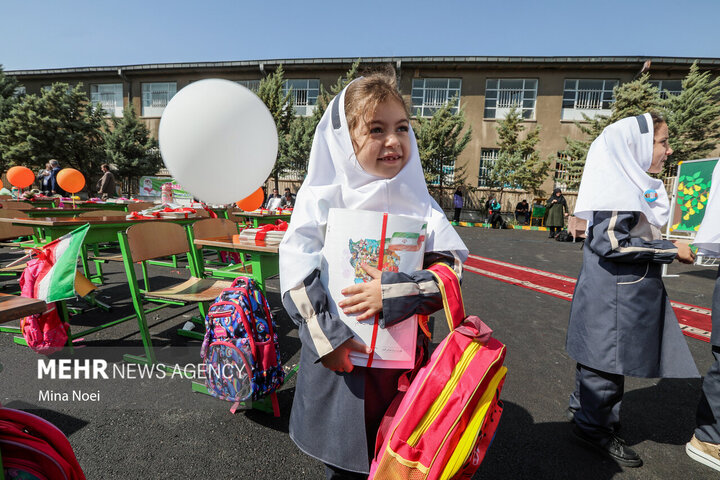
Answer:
[
  {"left": 339, "top": 264, "right": 383, "bottom": 321},
  {"left": 672, "top": 240, "right": 696, "bottom": 264},
  {"left": 320, "top": 338, "right": 372, "bottom": 373}
]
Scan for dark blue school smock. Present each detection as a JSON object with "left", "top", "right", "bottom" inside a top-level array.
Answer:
[{"left": 566, "top": 211, "right": 699, "bottom": 378}]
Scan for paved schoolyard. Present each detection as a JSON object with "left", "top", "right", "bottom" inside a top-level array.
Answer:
[{"left": 0, "top": 227, "right": 716, "bottom": 479}]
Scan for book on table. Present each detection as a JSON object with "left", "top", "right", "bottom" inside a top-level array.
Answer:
[{"left": 321, "top": 208, "right": 427, "bottom": 369}]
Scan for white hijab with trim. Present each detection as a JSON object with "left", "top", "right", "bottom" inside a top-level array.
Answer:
[
  {"left": 573, "top": 113, "right": 669, "bottom": 227},
  {"left": 693, "top": 161, "right": 720, "bottom": 255},
  {"left": 279, "top": 82, "right": 468, "bottom": 294}
]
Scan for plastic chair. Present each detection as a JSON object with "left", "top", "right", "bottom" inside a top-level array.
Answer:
[
  {"left": 530, "top": 205, "right": 546, "bottom": 227},
  {"left": 117, "top": 221, "right": 231, "bottom": 365}
]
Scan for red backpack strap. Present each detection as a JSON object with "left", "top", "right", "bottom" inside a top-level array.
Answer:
[{"left": 427, "top": 262, "right": 466, "bottom": 331}]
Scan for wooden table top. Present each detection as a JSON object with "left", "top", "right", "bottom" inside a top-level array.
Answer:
[
  {"left": 194, "top": 236, "right": 279, "bottom": 253},
  {"left": 232, "top": 211, "right": 292, "bottom": 218},
  {"left": 0, "top": 294, "right": 46, "bottom": 323},
  {"left": 0, "top": 216, "right": 200, "bottom": 227}
]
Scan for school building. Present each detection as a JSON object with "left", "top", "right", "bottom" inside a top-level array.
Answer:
[{"left": 8, "top": 56, "right": 720, "bottom": 211}]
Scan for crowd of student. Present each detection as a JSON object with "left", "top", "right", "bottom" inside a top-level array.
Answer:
[{"left": 272, "top": 69, "right": 720, "bottom": 478}]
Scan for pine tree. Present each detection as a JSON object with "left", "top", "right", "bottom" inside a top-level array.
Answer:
[
  {"left": 415, "top": 98, "right": 472, "bottom": 189},
  {"left": 561, "top": 74, "right": 661, "bottom": 189},
  {"left": 661, "top": 61, "right": 720, "bottom": 167},
  {"left": 0, "top": 83, "right": 106, "bottom": 178},
  {"left": 0, "top": 65, "right": 20, "bottom": 122},
  {"left": 256, "top": 65, "right": 294, "bottom": 189},
  {"left": 104, "top": 104, "right": 162, "bottom": 188},
  {"left": 486, "top": 107, "right": 549, "bottom": 201}
]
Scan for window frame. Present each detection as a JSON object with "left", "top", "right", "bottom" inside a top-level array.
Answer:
[
  {"left": 484, "top": 78, "right": 538, "bottom": 120},
  {"left": 283, "top": 79, "right": 320, "bottom": 117},
  {"left": 90, "top": 83, "right": 124, "bottom": 117},
  {"left": 411, "top": 78, "right": 462, "bottom": 118},
  {"left": 141, "top": 82, "right": 177, "bottom": 117}
]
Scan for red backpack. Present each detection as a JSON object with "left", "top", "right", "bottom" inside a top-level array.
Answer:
[
  {"left": 0, "top": 407, "right": 86, "bottom": 480},
  {"left": 369, "top": 263, "right": 507, "bottom": 480}
]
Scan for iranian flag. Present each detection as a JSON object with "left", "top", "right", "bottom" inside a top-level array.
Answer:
[
  {"left": 387, "top": 231, "right": 425, "bottom": 252},
  {"left": 32, "top": 224, "right": 90, "bottom": 302}
]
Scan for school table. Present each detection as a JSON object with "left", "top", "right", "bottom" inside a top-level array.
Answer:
[
  {"left": 190, "top": 236, "right": 279, "bottom": 292},
  {"left": 23, "top": 208, "right": 96, "bottom": 218},
  {"left": 0, "top": 293, "right": 46, "bottom": 323},
  {"left": 232, "top": 211, "right": 291, "bottom": 228},
  {"left": 5, "top": 199, "right": 57, "bottom": 208}
]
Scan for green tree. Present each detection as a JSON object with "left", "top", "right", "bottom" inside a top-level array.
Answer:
[
  {"left": 561, "top": 74, "right": 662, "bottom": 188},
  {"left": 415, "top": 98, "right": 472, "bottom": 189},
  {"left": 0, "top": 65, "right": 20, "bottom": 122},
  {"left": 283, "top": 59, "right": 361, "bottom": 179},
  {"left": 661, "top": 61, "right": 720, "bottom": 167},
  {"left": 0, "top": 83, "right": 106, "bottom": 179},
  {"left": 487, "top": 107, "right": 549, "bottom": 202},
  {"left": 256, "top": 65, "right": 294, "bottom": 189},
  {"left": 103, "top": 104, "right": 162, "bottom": 191}
]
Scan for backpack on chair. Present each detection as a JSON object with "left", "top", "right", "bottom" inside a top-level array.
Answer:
[
  {"left": 369, "top": 263, "right": 507, "bottom": 480},
  {"left": 200, "top": 276, "right": 285, "bottom": 416}
]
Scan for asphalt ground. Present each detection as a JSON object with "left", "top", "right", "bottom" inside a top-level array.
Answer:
[{"left": 0, "top": 227, "right": 717, "bottom": 479}]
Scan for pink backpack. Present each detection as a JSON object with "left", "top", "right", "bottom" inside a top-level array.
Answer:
[
  {"left": 369, "top": 263, "right": 507, "bottom": 480},
  {"left": 19, "top": 258, "right": 68, "bottom": 354},
  {"left": 0, "top": 406, "right": 86, "bottom": 480}
]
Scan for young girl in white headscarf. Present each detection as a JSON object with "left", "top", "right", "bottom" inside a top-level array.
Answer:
[
  {"left": 686, "top": 160, "right": 720, "bottom": 472},
  {"left": 279, "top": 70, "right": 468, "bottom": 479},
  {"left": 565, "top": 112, "right": 698, "bottom": 468}
]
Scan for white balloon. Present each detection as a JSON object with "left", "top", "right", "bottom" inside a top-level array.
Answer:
[{"left": 159, "top": 79, "right": 278, "bottom": 205}]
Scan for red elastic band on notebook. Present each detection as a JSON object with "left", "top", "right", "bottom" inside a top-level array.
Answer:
[{"left": 366, "top": 213, "right": 388, "bottom": 368}]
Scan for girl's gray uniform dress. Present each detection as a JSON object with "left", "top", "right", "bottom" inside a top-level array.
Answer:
[{"left": 566, "top": 210, "right": 698, "bottom": 438}]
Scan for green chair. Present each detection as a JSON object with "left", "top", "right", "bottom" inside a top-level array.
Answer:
[{"left": 530, "top": 205, "right": 546, "bottom": 227}]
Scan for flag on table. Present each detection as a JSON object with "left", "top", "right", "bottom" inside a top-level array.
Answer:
[{"left": 32, "top": 223, "right": 90, "bottom": 302}]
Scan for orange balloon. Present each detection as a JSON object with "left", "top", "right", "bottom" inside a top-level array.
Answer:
[
  {"left": 56, "top": 168, "right": 85, "bottom": 194},
  {"left": 236, "top": 187, "right": 264, "bottom": 211},
  {"left": 7, "top": 166, "right": 35, "bottom": 188}
]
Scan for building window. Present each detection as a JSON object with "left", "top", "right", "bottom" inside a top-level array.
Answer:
[
  {"left": 478, "top": 148, "right": 499, "bottom": 187},
  {"left": 90, "top": 83, "right": 123, "bottom": 117},
  {"left": 650, "top": 80, "right": 682, "bottom": 99},
  {"left": 554, "top": 153, "right": 580, "bottom": 191},
  {"left": 411, "top": 78, "right": 462, "bottom": 117},
  {"left": 13, "top": 86, "right": 25, "bottom": 97},
  {"left": 426, "top": 159, "right": 455, "bottom": 186},
  {"left": 561, "top": 79, "right": 618, "bottom": 121},
  {"left": 237, "top": 80, "right": 261, "bottom": 92},
  {"left": 141, "top": 82, "right": 177, "bottom": 117},
  {"left": 283, "top": 79, "right": 319, "bottom": 116},
  {"left": 484, "top": 79, "right": 537, "bottom": 120}
]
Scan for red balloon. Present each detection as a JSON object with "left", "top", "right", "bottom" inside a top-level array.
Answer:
[
  {"left": 56, "top": 168, "right": 85, "bottom": 194},
  {"left": 236, "top": 187, "right": 264, "bottom": 211},
  {"left": 7, "top": 166, "right": 35, "bottom": 188}
]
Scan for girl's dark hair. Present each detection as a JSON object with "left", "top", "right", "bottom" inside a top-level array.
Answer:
[
  {"left": 649, "top": 112, "right": 666, "bottom": 133},
  {"left": 344, "top": 65, "right": 408, "bottom": 134}
]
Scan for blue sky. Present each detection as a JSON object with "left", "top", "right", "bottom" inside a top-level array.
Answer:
[{"left": 2, "top": 0, "right": 719, "bottom": 71}]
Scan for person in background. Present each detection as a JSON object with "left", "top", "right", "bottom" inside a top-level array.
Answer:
[
  {"left": 546, "top": 188, "right": 568, "bottom": 238},
  {"left": 515, "top": 199, "right": 530, "bottom": 225},
  {"left": 284, "top": 187, "right": 296, "bottom": 202},
  {"left": 96, "top": 163, "right": 117, "bottom": 200},
  {"left": 48, "top": 159, "right": 63, "bottom": 196},
  {"left": 486, "top": 195, "right": 503, "bottom": 229},
  {"left": 453, "top": 188, "right": 464, "bottom": 223},
  {"left": 37, "top": 162, "right": 52, "bottom": 196},
  {"left": 281, "top": 190, "right": 294, "bottom": 208},
  {"left": 265, "top": 188, "right": 283, "bottom": 209}
]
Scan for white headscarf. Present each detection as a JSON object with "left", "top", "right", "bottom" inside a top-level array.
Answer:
[
  {"left": 693, "top": 161, "right": 720, "bottom": 255},
  {"left": 279, "top": 81, "right": 468, "bottom": 294},
  {"left": 573, "top": 113, "right": 669, "bottom": 227}
]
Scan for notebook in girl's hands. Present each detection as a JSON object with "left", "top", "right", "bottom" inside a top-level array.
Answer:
[{"left": 321, "top": 208, "right": 427, "bottom": 369}]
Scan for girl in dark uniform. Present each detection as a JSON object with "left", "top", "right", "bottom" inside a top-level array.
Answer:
[
  {"left": 566, "top": 112, "right": 698, "bottom": 467},
  {"left": 279, "top": 71, "right": 467, "bottom": 479},
  {"left": 686, "top": 160, "right": 720, "bottom": 472}
]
